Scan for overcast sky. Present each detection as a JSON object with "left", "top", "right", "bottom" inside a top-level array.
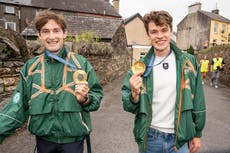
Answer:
[{"left": 109, "top": 0, "right": 230, "bottom": 31}]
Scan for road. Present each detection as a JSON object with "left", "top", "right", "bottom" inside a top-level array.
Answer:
[{"left": 0, "top": 75, "right": 230, "bottom": 153}]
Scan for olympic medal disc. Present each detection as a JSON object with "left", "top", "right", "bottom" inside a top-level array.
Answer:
[
  {"left": 132, "top": 61, "right": 146, "bottom": 75},
  {"left": 73, "top": 70, "right": 87, "bottom": 83}
]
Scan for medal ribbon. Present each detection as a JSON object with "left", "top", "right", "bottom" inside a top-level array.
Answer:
[
  {"left": 143, "top": 50, "right": 172, "bottom": 77},
  {"left": 45, "top": 50, "right": 79, "bottom": 70}
]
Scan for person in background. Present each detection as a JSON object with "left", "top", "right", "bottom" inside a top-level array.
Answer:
[
  {"left": 0, "top": 10, "right": 103, "bottom": 153},
  {"left": 200, "top": 55, "right": 209, "bottom": 84},
  {"left": 210, "top": 52, "right": 225, "bottom": 89},
  {"left": 121, "top": 10, "right": 206, "bottom": 153}
]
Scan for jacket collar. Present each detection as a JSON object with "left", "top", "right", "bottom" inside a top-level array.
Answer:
[
  {"left": 44, "top": 47, "right": 68, "bottom": 62},
  {"left": 142, "top": 43, "right": 184, "bottom": 66}
]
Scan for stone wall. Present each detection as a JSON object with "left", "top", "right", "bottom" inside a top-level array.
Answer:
[
  {"left": 0, "top": 58, "right": 24, "bottom": 98},
  {"left": 197, "top": 45, "right": 230, "bottom": 87},
  {"left": 88, "top": 54, "right": 131, "bottom": 85}
]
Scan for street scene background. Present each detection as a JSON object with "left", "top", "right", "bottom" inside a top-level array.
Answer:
[{"left": 0, "top": 75, "right": 229, "bottom": 153}]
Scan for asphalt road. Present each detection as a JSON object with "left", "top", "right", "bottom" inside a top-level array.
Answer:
[{"left": 0, "top": 75, "right": 230, "bottom": 153}]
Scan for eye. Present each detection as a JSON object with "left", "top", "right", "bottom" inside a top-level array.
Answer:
[
  {"left": 162, "top": 28, "right": 169, "bottom": 33},
  {"left": 53, "top": 28, "right": 62, "bottom": 34},
  {"left": 40, "top": 29, "right": 49, "bottom": 34},
  {"left": 149, "top": 30, "right": 157, "bottom": 35}
]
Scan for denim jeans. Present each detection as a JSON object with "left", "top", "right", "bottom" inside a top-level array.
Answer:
[
  {"left": 211, "top": 70, "right": 220, "bottom": 86},
  {"left": 139, "top": 128, "right": 189, "bottom": 153}
]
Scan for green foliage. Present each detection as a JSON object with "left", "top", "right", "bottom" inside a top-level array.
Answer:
[
  {"left": 187, "top": 45, "right": 194, "bottom": 55},
  {"left": 64, "top": 34, "right": 74, "bottom": 42},
  {"left": 64, "top": 32, "right": 100, "bottom": 43},
  {"left": 2, "top": 47, "right": 13, "bottom": 57},
  {"left": 199, "top": 44, "right": 230, "bottom": 53},
  {"left": 75, "top": 32, "right": 100, "bottom": 43}
]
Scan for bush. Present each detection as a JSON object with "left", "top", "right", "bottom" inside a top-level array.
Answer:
[{"left": 187, "top": 45, "right": 194, "bottom": 55}]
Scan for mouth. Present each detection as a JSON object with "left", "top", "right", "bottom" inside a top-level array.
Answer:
[
  {"left": 155, "top": 40, "right": 166, "bottom": 45},
  {"left": 47, "top": 40, "right": 58, "bottom": 45}
]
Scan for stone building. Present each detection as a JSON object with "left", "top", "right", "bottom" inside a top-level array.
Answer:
[
  {"left": 0, "top": 0, "right": 130, "bottom": 98},
  {"left": 177, "top": 2, "right": 230, "bottom": 51},
  {"left": 0, "top": 0, "right": 123, "bottom": 43}
]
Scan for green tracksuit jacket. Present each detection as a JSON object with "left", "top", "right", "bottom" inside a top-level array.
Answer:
[
  {"left": 0, "top": 47, "right": 103, "bottom": 144},
  {"left": 122, "top": 43, "right": 206, "bottom": 151}
]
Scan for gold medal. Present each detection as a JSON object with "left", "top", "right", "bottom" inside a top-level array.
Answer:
[
  {"left": 132, "top": 61, "right": 146, "bottom": 75},
  {"left": 73, "top": 70, "right": 87, "bottom": 84}
]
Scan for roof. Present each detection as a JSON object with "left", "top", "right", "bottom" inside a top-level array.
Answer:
[
  {"left": 2, "top": 0, "right": 123, "bottom": 39},
  {"left": 0, "top": 0, "right": 120, "bottom": 17},
  {"left": 124, "top": 13, "right": 143, "bottom": 25},
  {"left": 67, "top": 16, "right": 122, "bottom": 39},
  {"left": 199, "top": 10, "right": 230, "bottom": 23},
  {"left": 22, "top": 13, "right": 123, "bottom": 39}
]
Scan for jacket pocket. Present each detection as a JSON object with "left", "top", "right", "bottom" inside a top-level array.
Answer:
[
  {"left": 133, "top": 113, "right": 147, "bottom": 143},
  {"left": 178, "top": 105, "right": 196, "bottom": 141},
  {"left": 29, "top": 111, "right": 89, "bottom": 137}
]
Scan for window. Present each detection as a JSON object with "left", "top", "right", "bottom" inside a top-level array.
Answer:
[
  {"left": 214, "top": 23, "right": 218, "bottom": 34},
  {"left": 221, "top": 40, "right": 225, "bottom": 45},
  {"left": 212, "top": 39, "right": 217, "bottom": 46},
  {"left": 5, "top": 6, "right": 15, "bottom": 14},
  {"left": 228, "top": 34, "right": 230, "bottom": 44},
  {"left": 5, "top": 22, "right": 16, "bottom": 31},
  {"left": 221, "top": 24, "right": 225, "bottom": 34}
]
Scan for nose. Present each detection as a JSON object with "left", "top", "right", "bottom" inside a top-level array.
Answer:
[
  {"left": 48, "top": 31, "right": 55, "bottom": 39},
  {"left": 156, "top": 31, "right": 163, "bottom": 38}
]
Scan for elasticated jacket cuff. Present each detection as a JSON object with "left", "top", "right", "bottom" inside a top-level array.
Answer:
[{"left": 195, "top": 131, "right": 202, "bottom": 137}]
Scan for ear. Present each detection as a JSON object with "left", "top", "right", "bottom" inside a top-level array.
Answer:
[
  {"left": 37, "top": 32, "right": 41, "bottom": 39},
  {"left": 63, "top": 30, "right": 67, "bottom": 39}
]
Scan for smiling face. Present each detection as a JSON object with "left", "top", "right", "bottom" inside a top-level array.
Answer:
[
  {"left": 38, "top": 19, "right": 67, "bottom": 54},
  {"left": 147, "top": 21, "right": 172, "bottom": 56}
]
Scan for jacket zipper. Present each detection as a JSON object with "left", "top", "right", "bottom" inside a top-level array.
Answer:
[
  {"left": 79, "top": 113, "right": 90, "bottom": 132},
  {"left": 143, "top": 101, "right": 151, "bottom": 150},
  {"left": 174, "top": 60, "right": 187, "bottom": 150}
]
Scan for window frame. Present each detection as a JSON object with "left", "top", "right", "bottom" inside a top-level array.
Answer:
[
  {"left": 214, "top": 23, "right": 218, "bottom": 34},
  {"left": 5, "top": 22, "right": 16, "bottom": 31},
  {"left": 221, "top": 24, "right": 226, "bottom": 34},
  {"left": 5, "top": 6, "right": 15, "bottom": 14}
]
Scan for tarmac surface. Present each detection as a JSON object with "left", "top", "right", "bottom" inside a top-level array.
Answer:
[{"left": 0, "top": 75, "right": 230, "bottom": 153}]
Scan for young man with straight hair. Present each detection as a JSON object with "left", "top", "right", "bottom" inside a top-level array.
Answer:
[
  {"left": 0, "top": 10, "right": 103, "bottom": 153},
  {"left": 122, "top": 10, "right": 206, "bottom": 153}
]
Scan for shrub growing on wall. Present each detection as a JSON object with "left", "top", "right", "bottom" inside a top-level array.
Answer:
[{"left": 187, "top": 45, "right": 194, "bottom": 55}]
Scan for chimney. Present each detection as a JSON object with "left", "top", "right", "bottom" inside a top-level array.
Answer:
[
  {"left": 188, "top": 2, "right": 201, "bottom": 14},
  {"left": 212, "top": 9, "right": 219, "bottom": 15},
  {"left": 113, "top": 0, "right": 119, "bottom": 13}
]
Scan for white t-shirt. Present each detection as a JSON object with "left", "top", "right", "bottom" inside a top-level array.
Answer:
[{"left": 151, "top": 51, "right": 176, "bottom": 134}]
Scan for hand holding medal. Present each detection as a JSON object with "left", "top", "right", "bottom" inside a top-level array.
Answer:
[
  {"left": 129, "top": 61, "right": 146, "bottom": 102},
  {"left": 73, "top": 70, "right": 89, "bottom": 105}
]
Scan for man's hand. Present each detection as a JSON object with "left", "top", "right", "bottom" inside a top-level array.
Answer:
[
  {"left": 129, "top": 72, "right": 142, "bottom": 102},
  {"left": 189, "top": 137, "right": 201, "bottom": 153},
  {"left": 75, "top": 82, "right": 89, "bottom": 104}
]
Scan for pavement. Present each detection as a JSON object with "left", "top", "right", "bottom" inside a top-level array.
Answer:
[{"left": 0, "top": 75, "right": 230, "bottom": 153}]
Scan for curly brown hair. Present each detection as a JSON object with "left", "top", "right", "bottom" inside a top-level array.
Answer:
[
  {"left": 143, "top": 10, "right": 173, "bottom": 33},
  {"left": 34, "top": 10, "right": 67, "bottom": 33}
]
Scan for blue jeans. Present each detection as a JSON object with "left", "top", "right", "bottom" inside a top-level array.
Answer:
[{"left": 139, "top": 128, "right": 189, "bottom": 153}]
